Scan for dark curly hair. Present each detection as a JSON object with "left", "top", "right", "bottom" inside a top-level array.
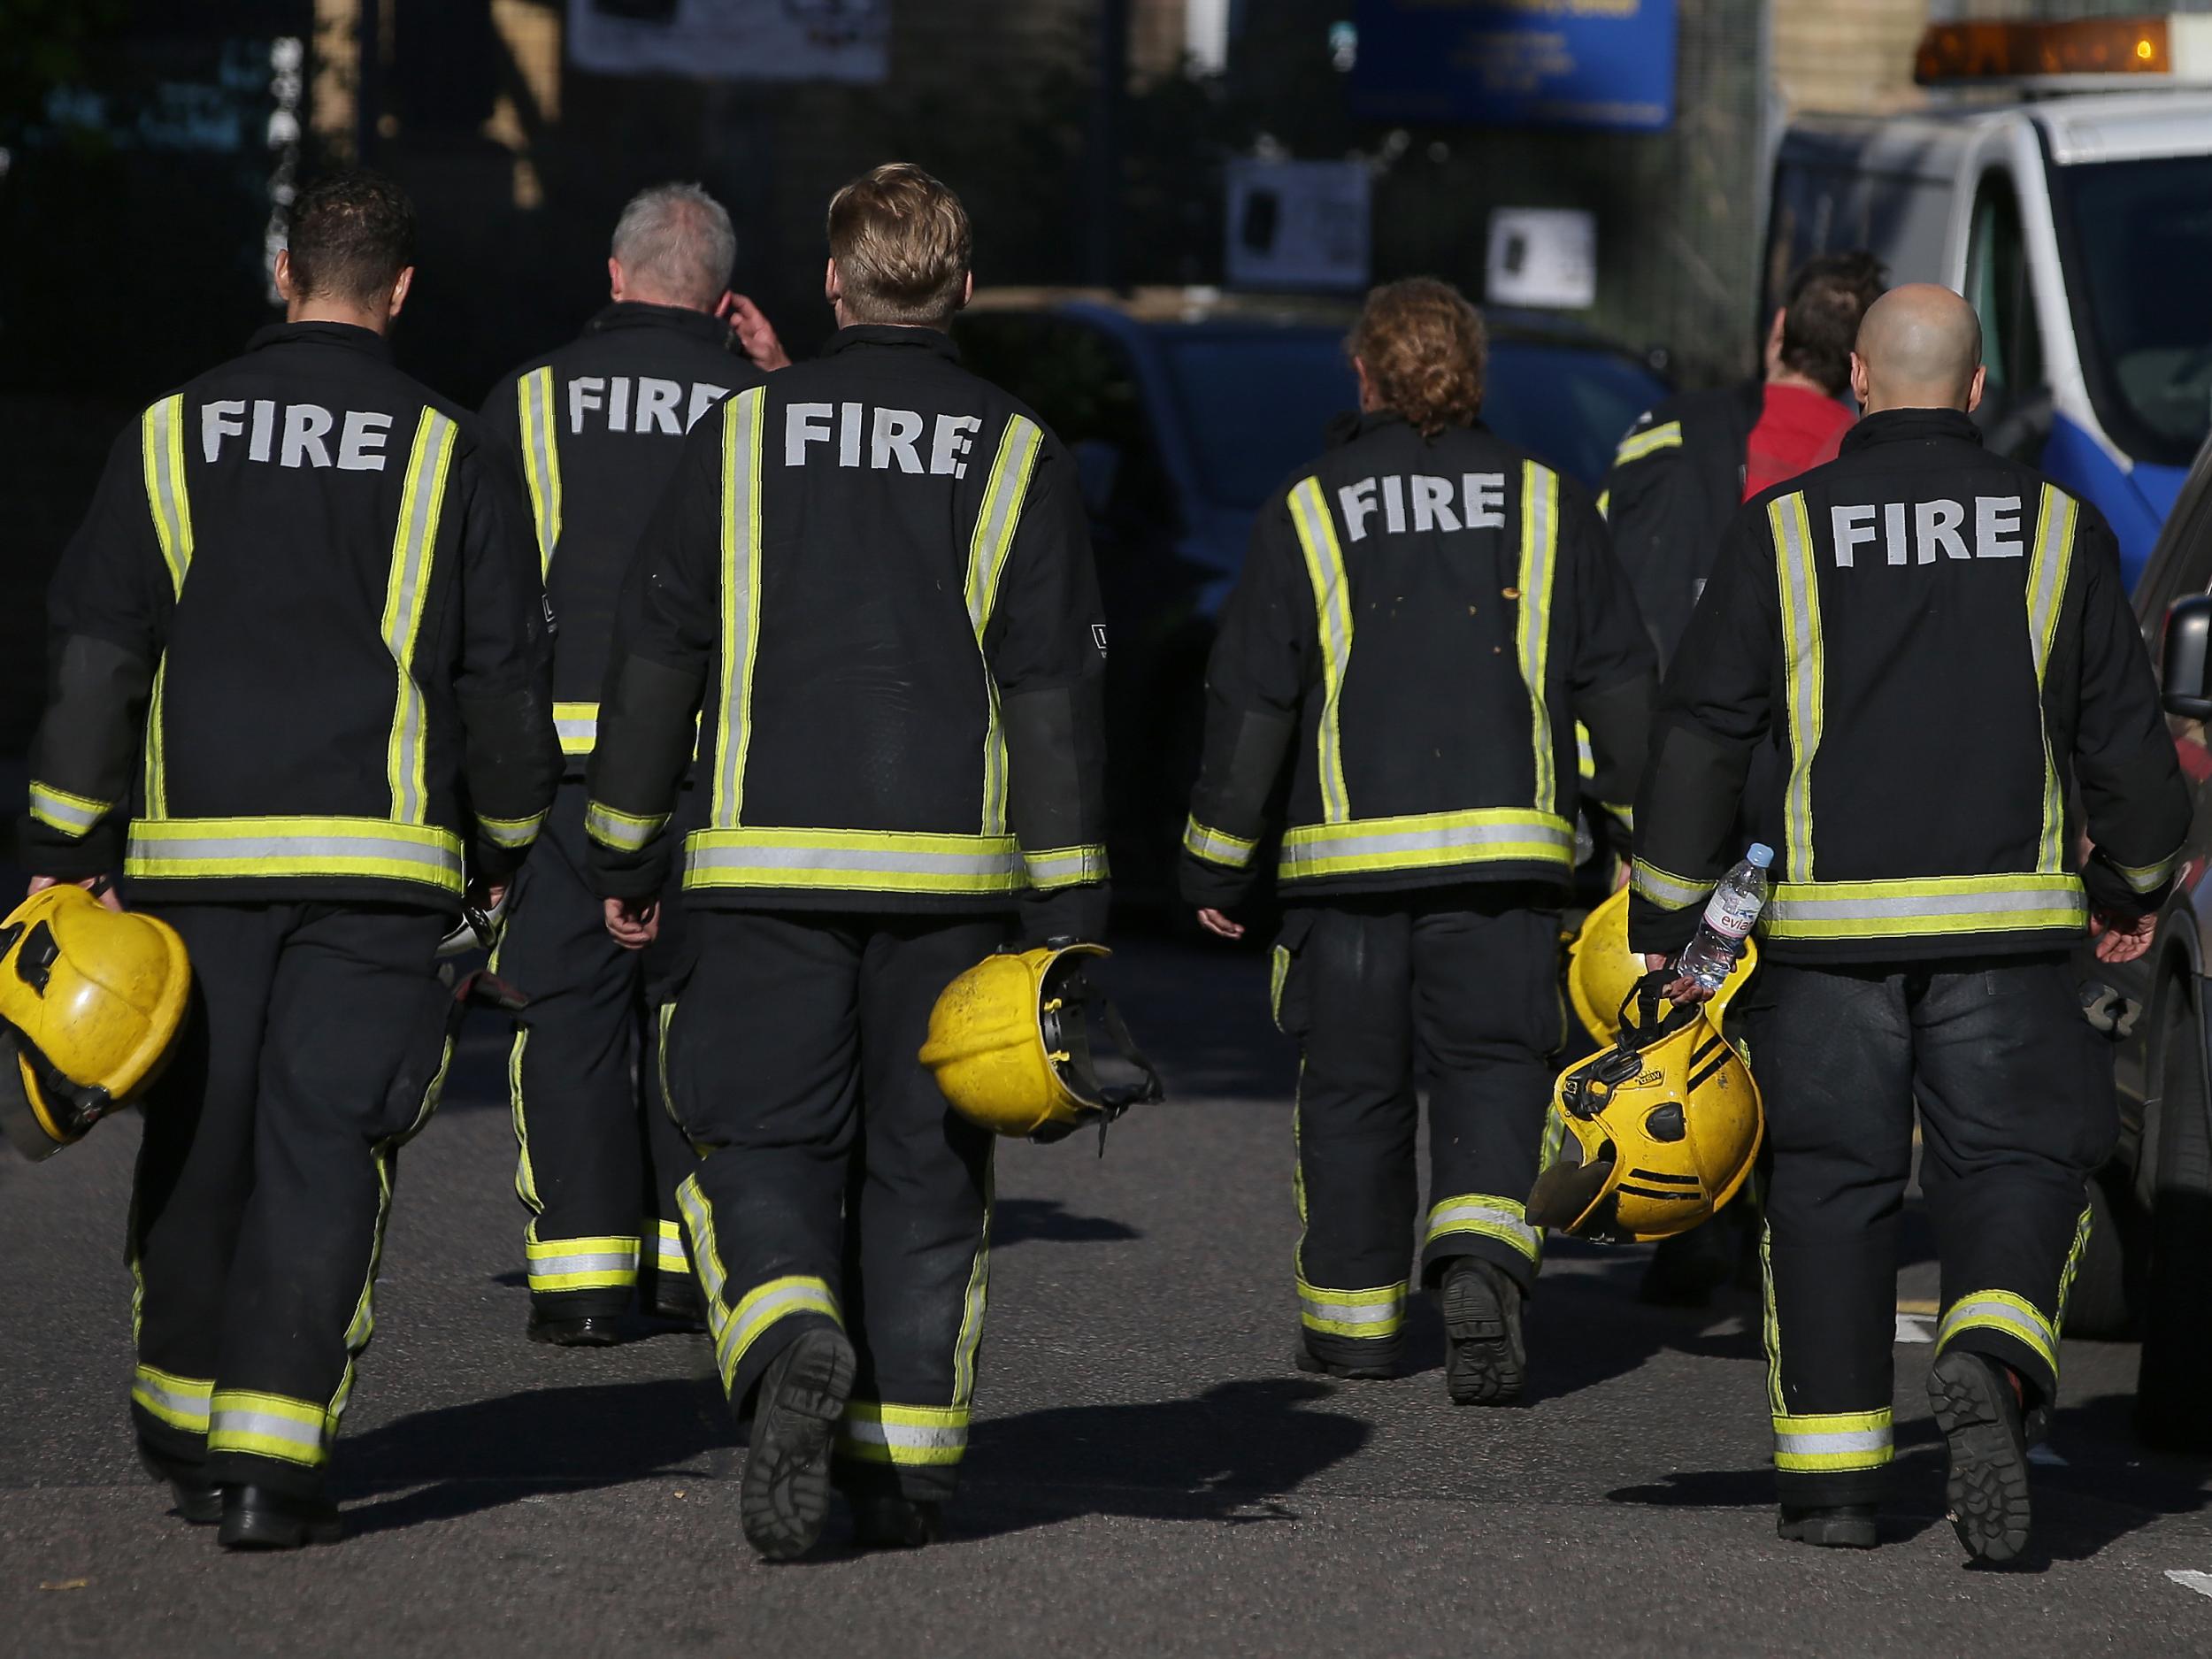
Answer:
[
  {"left": 1779, "top": 250, "right": 1886, "bottom": 395},
  {"left": 286, "top": 170, "right": 417, "bottom": 305},
  {"left": 1348, "top": 278, "right": 1486, "bottom": 438}
]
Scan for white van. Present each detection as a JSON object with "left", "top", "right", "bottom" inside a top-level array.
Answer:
[{"left": 1766, "top": 27, "right": 2212, "bottom": 588}]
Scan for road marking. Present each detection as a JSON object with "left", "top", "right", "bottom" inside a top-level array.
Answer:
[
  {"left": 2165, "top": 1570, "right": 2212, "bottom": 1600},
  {"left": 1895, "top": 1314, "right": 1934, "bottom": 1344}
]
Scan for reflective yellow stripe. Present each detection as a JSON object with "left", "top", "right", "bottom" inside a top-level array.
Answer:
[
  {"left": 586, "top": 800, "right": 669, "bottom": 853},
  {"left": 207, "top": 1389, "right": 334, "bottom": 1468},
  {"left": 1576, "top": 721, "right": 1595, "bottom": 782},
  {"left": 142, "top": 394, "right": 195, "bottom": 598},
  {"left": 839, "top": 1401, "right": 970, "bottom": 1467},
  {"left": 1759, "top": 1222, "right": 1784, "bottom": 1416},
  {"left": 526, "top": 1233, "right": 641, "bottom": 1293},
  {"left": 1773, "top": 1409, "right": 1893, "bottom": 1472},
  {"left": 1770, "top": 490, "right": 1823, "bottom": 883},
  {"left": 126, "top": 815, "right": 465, "bottom": 894},
  {"left": 1296, "top": 1277, "right": 1406, "bottom": 1340},
  {"left": 1024, "top": 843, "right": 1108, "bottom": 890},
  {"left": 1278, "top": 808, "right": 1573, "bottom": 882},
  {"left": 144, "top": 659, "right": 171, "bottom": 820},
  {"left": 1185, "top": 816, "right": 1258, "bottom": 869},
  {"left": 1425, "top": 1193, "right": 1542, "bottom": 1263},
  {"left": 1612, "top": 420, "right": 1681, "bottom": 466},
  {"left": 678, "top": 1178, "right": 842, "bottom": 1388},
  {"left": 2026, "top": 484, "right": 2078, "bottom": 874},
  {"left": 649, "top": 1217, "right": 689, "bottom": 1275},
  {"left": 478, "top": 810, "right": 547, "bottom": 850},
  {"left": 1595, "top": 488, "right": 1610, "bottom": 520},
  {"left": 710, "top": 388, "right": 767, "bottom": 829},
  {"left": 1764, "top": 873, "right": 2085, "bottom": 941},
  {"left": 952, "top": 1156, "right": 992, "bottom": 1407},
  {"left": 685, "top": 827, "right": 1021, "bottom": 895},
  {"left": 518, "top": 366, "right": 562, "bottom": 573},
  {"left": 1288, "top": 476, "right": 1353, "bottom": 824},
  {"left": 2112, "top": 851, "right": 2181, "bottom": 895},
  {"left": 132, "top": 1363, "right": 213, "bottom": 1433},
  {"left": 966, "top": 415, "right": 1044, "bottom": 838},
  {"left": 382, "top": 411, "right": 458, "bottom": 824},
  {"left": 1632, "top": 856, "right": 1711, "bottom": 910},
  {"left": 1937, "top": 1287, "right": 2057, "bottom": 1374},
  {"left": 1517, "top": 462, "right": 1561, "bottom": 815},
  {"left": 553, "top": 701, "right": 599, "bottom": 757},
  {"left": 27, "top": 781, "right": 110, "bottom": 836},
  {"left": 2055, "top": 1203, "right": 2093, "bottom": 1333}
]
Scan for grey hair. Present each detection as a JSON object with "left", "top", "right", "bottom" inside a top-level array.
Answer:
[{"left": 610, "top": 182, "right": 736, "bottom": 309}]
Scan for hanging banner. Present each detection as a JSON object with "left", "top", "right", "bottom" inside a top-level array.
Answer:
[
  {"left": 1351, "top": 0, "right": 1677, "bottom": 133},
  {"left": 568, "top": 0, "right": 890, "bottom": 84}
]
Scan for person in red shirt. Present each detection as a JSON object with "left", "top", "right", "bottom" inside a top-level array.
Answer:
[{"left": 1740, "top": 271, "right": 1872, "bottom": 497}]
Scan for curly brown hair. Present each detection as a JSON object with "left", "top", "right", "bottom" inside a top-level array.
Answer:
[{"left": 1347, "top": 278, "right": 1486, "bottom": 437}]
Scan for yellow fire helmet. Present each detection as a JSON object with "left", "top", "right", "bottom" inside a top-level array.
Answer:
[
  {"left": 1527, "top": 973, "right": 1762, "bottom": 1244},
  {"left": 919, "top": 942, "right": 1164, "bottom": 1144},
  {"left": 0, "top": 885, "right": 192, "bottom": 1162},
  {"left": 1567, "top": 885, "right": 1758, "bottom": 1048}
]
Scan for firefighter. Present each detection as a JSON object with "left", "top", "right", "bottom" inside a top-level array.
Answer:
[
  {"left": 1630, "top": 285, "right": 2189, "bottom": 1562},
  {"left": 584, "top": 163, "right": 1108, "bottom": 1559},
  {"left": 18, "top": 172, "right": 559, "bottom": 1548},
  {"left": 1600, "top": 250, "right": 1885, "bottom": 669},
  {"left": 1182, "top": 279, "right": 1655, "bottom": 1402},
  {"left": 478, "top": 183, "right": 787, "bottom": 1345}
]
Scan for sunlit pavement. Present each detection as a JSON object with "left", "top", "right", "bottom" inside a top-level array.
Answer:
[{"left": 3, "top": 938, "right": 2209, "bottom": 1655}]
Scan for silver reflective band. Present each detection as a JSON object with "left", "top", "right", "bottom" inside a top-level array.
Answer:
[
  {"left": 1773, "top": 1426, "right": 1892, "bottom": 1463},
  {"left": 528, "top": 1248, "right": 638, "bottom": 1279},
  {"left": 842, "top": 1418, "right": 968, "bottom": 1453},
  {"left": 1938, "top": 1294, "right": 2055, "bottom": 1361},
  {"left": 1427, "top": 1199, "right": 1540, "bottom": 1256},
  {"left": 479, "top": 811, "right": 547, "bottom": 850},
  {"left": 555, "top": 705, "right": 599, "bottom": 754},
  {"left": 687, "top": 833, "right": 1020, "bottom": 890},
  {"left": 712, "top": 388, "right": 766, "bottom": 827},
  {"left": 2116, "top": 853, "right": 2180, "bottom": 895},
  {"left": 1183, "top": 817, "right": 1257, "bottom": 868},
  {"left": 1279, "top": 812, "right": 1573, "bottom": 879},
  {"left": 1771, "top": 491, "right": 1824, "bottom": 883},
  {"left": 127, "top": 819, "right": 465, "bottom": 890},
  {"left": 210, "top": 1405, "right": 323, "bottom": 1453},
  {"left": 27, "top": 782, "right": 107, "bottom": 835},
  {"left": 385, "top": 411, "right": 457, "bottom": 825},
  {"left": 715, "top": 1281, "right": 836, "bottom": 1372},
  {"left": 1632, "top": 858, "right": 1711, "bottom": 910},
  {"left": 132, "top": 1373, "right": 211, "bottom": 1430},
  {"left": 1766, "top": 879, "right": 2085, "bottom": 933},
  {"left": 586, "top": 802, "right": 668, "bottom": 852},
  {"left": 1025, "top": 844, "right": 1108, "bottom": 889},
  {"left": 1298, "top": 1294, "right": 1400, "bottom": 1328}
]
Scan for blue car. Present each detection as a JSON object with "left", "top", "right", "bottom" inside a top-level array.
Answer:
[{"left": 954, "top": 288, "right": 1671, "bottom": 904}]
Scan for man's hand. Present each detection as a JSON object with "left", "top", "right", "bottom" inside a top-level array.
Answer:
[
  {"left": 718, "top": 292, "right": 791, "bottom": 372},
  {"left": 1197, "top": 908, "right": 1245, "bottom": 941},
  {"left": 2093, "top": 908, "right": 2157, "bottom": 965},
  {"left": 1642, "top": 951, "right": 1711, "bottom": 1006},
  {"left": 605, "top": 895, "right": 660, "bottom": 950},
  {"left": 27, "top": 873, "right": 122, "bottom": 913}
]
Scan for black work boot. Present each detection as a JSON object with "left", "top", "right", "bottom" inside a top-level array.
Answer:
[
  {"left": 740, "top": 1327, "right": 856, "bottom": 1562},
  {"left": 1929, "top": 1348, "right": 2032, "bottom": 1563},
  {"left": 1291, "top": 1339, "right": 1393, "bottom": 1381},
  {"left": 649, "top": 1274, "right": 707, "bottom": 1331},
  {"left": 527, "top": 1309, "right": 622, "bottom": 1348},
  {"left": 851, "top": 1494, "right": 943, "bottom": 1550},
  {"left": 1778, "top": 1503, "right": 1879, "bottom": 1549},
  {"left": 218, "top": 1486, "right": 342, "bottom": 1551},
  {"left": 139, "top": 1444, "right": 221, "bottom": 1525},
  {"left": 1441, "top": 1258, "right": 1526, "bottom": 1406}
]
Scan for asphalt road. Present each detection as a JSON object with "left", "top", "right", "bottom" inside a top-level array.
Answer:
[{"left": 4, "top": 937, "right": 2211, "bottom": 1656}]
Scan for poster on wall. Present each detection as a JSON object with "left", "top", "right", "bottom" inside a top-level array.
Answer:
[
  {"left": 568, "top": 0, "right": 890, "bottom": 83},
  {"left": 1351, "top": 0, "right": 1677, "bottom": 133},
  {"left": 1225, "top": 159, "right": 1372, "bottom": 293}
]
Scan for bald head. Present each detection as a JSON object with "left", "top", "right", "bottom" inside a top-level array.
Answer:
[{"left": 1849, "top": 284, "right": 1985, "bottom": 416}]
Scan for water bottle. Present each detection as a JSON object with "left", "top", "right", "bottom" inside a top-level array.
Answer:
[{"left": 1676, "top": 843, "right": 1772, "bottom": 993}]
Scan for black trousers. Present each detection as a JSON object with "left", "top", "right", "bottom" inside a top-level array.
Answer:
[
  {"left": 128, "top": 902, "right": 451, "bottom": 1501},
  {"left": 495, "top": 782, "right": 696, "bottom": 1317},
  {"left": 1272, "top": 890, "right": 1564, "bottom": 1371},
  {"left": 1757, "top": 954, "right": 2113, "bottom": 1507},
  {"left": 666, "top": 909, "right": 1004, "bottom": 1503}
]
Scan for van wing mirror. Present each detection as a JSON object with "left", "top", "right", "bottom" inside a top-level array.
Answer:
[{"left": 2162, "top": 595, "right": 2212, "bottom": 720}]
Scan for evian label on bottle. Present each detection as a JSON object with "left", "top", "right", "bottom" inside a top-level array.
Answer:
[{"left": 1703, "top": 887, "right": 1761, "bottom": 941}]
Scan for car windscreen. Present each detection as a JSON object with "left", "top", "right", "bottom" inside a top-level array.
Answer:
[
  {"left": 1158, "top": 329, "right": 1663, "bottom": 511},
  {"left": 2055, "top": 153, "right": 2212, "bottom": 470}
]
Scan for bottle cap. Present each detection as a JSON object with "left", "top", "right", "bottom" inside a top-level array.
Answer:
[{"left": 1747, "top": 843, "right": 1773, "bottom": 869}]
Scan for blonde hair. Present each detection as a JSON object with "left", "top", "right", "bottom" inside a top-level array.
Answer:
[
  {"left": 1348, "top": 278, "right": 1486, "bottom": 437},
  {"left": 826, "top": 163, "right": 972, "bottom": 326}
]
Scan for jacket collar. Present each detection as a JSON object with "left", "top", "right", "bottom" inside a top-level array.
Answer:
[
  {"left": 245, "top": 320, "right": 391, "bottom": 360},
  {"left": 583, "top": 300, "right": 730, "bottom": 348},
  {"left": 1326, "top": 408, "right": 1487, "bottom": 446},
  {"left": 1839, "top": 406, "right": 1983, "bottom": 455},
  {"left": 820, "top": 323, "right": 961, "bottom": 363}
]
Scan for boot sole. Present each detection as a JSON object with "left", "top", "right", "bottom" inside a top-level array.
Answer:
[
  {"left": 218, "top": 1506, "right": 343, "bottom": 1551},
  {"left": 1442, "top": 1269, "right": 1525, "bottom": 1406},
  {"left": 1778, "top": 1513, "right": 1878, "bottom": 1550},
  {"left": 741, "top": 1329, "right": 856, "bottom": 1562},
  {"left": 1929, "top": 1350, "right": 2032, "bottom": 1564},
  {"left": 139, "top": 1448, "right": 221, "bottom": 1525}
]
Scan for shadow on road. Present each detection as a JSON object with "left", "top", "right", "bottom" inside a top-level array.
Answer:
[
  {"left": 334, "top": 1378, "right": 730, "bottom": 1537},
  {"left": 993, "top": 1196, "right": 1142, "bottom": 1247},
  {"left": 950, "top": 1377, "right": 1371, "bottom": 1540}
]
